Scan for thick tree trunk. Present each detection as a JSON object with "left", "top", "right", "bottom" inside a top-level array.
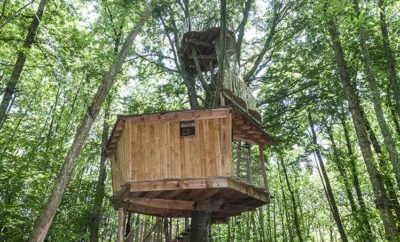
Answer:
[
  {"left": 378, "top": 0, "right": 400, "bottom": 116},
  {"left": 89, "top": 103, "right": 110, "bottom": 242},
  {"left": 189, "top": 1, "right": 226, "bottom": 240},
  {"left": 279, "top": 158, "right": 303, "bottom": 242},
  {"left": 327, "top": 18, "right": 398, "bottom": 240},
  {"left": 309, "top": 114, "right": 348, "bottom": 242},
  {"left": 0, "top": 0, "right": 47, "bottom": 129},
  {"left": 353, "top": 0, "right": 400, "bottom": 191},
  {"left": 28, "top": 6, "right": 153, "bottom": 242},
  {"left": 189, "top": 211, "right": 210, "bottom": 242}
]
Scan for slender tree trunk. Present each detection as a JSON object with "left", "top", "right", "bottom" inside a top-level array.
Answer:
[
  {"left": 277, "top": 161, "right": 289, "bottom": 242},
  {"left": 378, "top": 0, "right": 400, "bottom": 116},
  {"left": 353, "top": 0, "right": 400, "bottom": 191},
  {"left": 362, "top": 111, "right": 400, "bottom": 220},
  {"left": 89, "top": 102, "right": 110, "bottom": 242},
  {"left": 28, "top": 6, "right": 153, "bottom": 242},
  {"left": 325, "top": 124, "right": 358, "bottom": 213},
  {"left": 0, "top": 0, "right": 47, "bottom": 129},
  {"left": 308, "top": 114, "right": 348, "bottom": 242},
  {"left": 117, "top": 208, "right": 126, "bottom": 242},
  {"left": 340, "top": 115, "right": 373, "bottom": 238},
  {"left": 327, "top": 18, "right": 398, "bottom": 240},
  {"left": 279, "top": 158, "right": 303, "bottom": 242}
]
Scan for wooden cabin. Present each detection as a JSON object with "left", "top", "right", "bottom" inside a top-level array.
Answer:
[{"left": 107, "top": 107, "right": 273, "bottom": 222}]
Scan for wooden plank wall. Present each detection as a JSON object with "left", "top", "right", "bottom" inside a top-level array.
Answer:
[
  {"left": 128, "top": 113, "right": 232, "bottom": 181},
  {"left": 111, "top": 122, "right": 131, "bottom": 192}
]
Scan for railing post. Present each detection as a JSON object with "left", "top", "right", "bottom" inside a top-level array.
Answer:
[
  {"left": 236, "top": 141, "right": 242, "bottom": 178},
  {"left": 259, "top": 145, "right": 269, "bottom": 191},
  {"left": 246, "top": 143, "right": 251, "bottom": 183}
]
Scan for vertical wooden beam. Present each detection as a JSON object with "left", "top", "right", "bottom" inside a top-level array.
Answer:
[
  {"left": 117, "top": 208, "right": 126, "bottom": 242},
  {"left": 236, "top": 141, "right": 242, "bottom": 178},
  {"left": 259, "top": 145, "right": 269, "bottom": 191}
]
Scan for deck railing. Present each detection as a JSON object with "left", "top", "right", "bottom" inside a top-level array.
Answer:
[{"left": 231, "top": 141, "right": 268, "bottom": 190}]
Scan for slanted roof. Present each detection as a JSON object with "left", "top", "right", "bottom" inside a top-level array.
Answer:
[{"left": 106, "top": 107, "right": 274, "bottom": 155}]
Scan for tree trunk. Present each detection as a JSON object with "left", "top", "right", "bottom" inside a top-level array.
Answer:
[
  {"left": 279, "top": 158, "right": 303, "bottom": 242},
  {"left": 308, "top": 114, "right": 348, "bottom": 242},
  {"left": 28, "top": 6, "right": 153, "bottom": 242},
  {"left": 117, "top": 208, "right": 126, "bottom": 242},
  {"left": 327, "top": 18, "right": 398, "bottom": 240},
  {"left": 353, "top": 0, "right": 400, "bottom": 191},
  {"left": 340, "top": 115, "right": 373, "bottom": 237},
  {"left": 0, "top": 0, "right": 47, "bottom": 129},
  {"left": 89, "top": 102, "right": 110, "bottom": 242},
  {"left": 378, "top": 0, "right": 400, "bottom": 116},
  {"left": 362, "top": 111, "right": 400, "bottom": 220},
  {"left": 189, "top": 211, "right": 210, "bottom": 242},
  {"left": 189, "top": 1, "right": 226, "bottom": 240},
  {"left": 325, "top": 124, "right": 358, "bottom": 213}
]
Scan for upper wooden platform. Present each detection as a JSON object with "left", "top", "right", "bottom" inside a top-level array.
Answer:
[
  {"left": 106, "top": 107, "right": 273, "bottom": 156},
  {"left": 113, "top": 177, "right": 269, "bottom": 222}
]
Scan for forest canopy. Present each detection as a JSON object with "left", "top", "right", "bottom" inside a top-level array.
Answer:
[{"left": 1, "top": 0, "right": 400, "bottom": 241}]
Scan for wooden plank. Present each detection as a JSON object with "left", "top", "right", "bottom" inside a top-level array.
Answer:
[
  {"left": 128, "top": 203, "right": 191, "bottom": 217},
  {"left": 137, "top": 124, "right": 145, "bottom": 180},
  {"left": 169, "top": 121, "right": 180, "bottom": 178},
  {"left": 127, "top": 197, "right": 194, "bottom": 210},
  {"left": 160, "top": 122, "right": 169, "bottom": 179},
  {"left": 208, "top": 119, "right": 217, "bottom": 177},
  {"left": 121, "top": 109, "right": 230, "bottom": 125},
  {"left": 128, "top": 177, "right": 230, "bottom": 192},
  {"left": 125, "top": 197, "right": 254, "bottom": 215},
  {"left": 214, "top": 118, "right": 222, "bottom": 176},
  {"left": 227, "top": 177, "right": 269, "bottom": 202},
  {"left": 198, "top": 120, "right": 207, "bottom": 177},
  {"left": 187, "top": 39, "right": 214, "bottom": 48}
]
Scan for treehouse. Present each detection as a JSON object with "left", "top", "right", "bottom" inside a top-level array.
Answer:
[
  {"left": 107, "top": 107, "right": 273, "bottom": 222},
  {"left": 180, "top": 27, "right": 261, "bottom": 122}
]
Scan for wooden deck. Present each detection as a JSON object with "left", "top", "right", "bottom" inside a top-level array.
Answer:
[{"left": 113, "top": 177, "right": 269, "bottom": 222}]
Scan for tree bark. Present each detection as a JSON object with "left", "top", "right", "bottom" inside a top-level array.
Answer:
[
  {"left": 89, "top": 102, "right": 110, "bottom": 242},
  {"left": 362, "top": 111, "right": 400, "bottom": 221},
  {"left": 377, "top": 0, "right": 400, "bottom": 116},
  {"left": 279, "top": 158, "right": 303, "bottom": 242},
  {"left": 308, "top": 113, "right": 348, "bottom": 242},
  {"left": 189, "top": 211, "right": 210, "bottom": 242},
  {"left": 28, "top": 5, "right": 153, "bottom": 242},
  {"left": 116, "top": 208, "right": 126, "bottom": 242},
  {"left": 325, "top": 124, "right": 358, "bottom": 213},
  {"left": 340, "top": 115, "right": 373, "bottom": 238},
  {"left": 0, "top": 0, "right": 47, "bottom": 129},
  {"left": 236, "top": 0, "right": 254, "bottom": 66},
  {"left": 326, "top": 17, "right": 398, "bottom": 240},
  {"left": 353, "top": 0, "right": 400, "bottom": 191}
]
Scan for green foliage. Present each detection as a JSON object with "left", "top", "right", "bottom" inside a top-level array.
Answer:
[{"left": 1, "top": 0, "right": 399, "bottom": 241}]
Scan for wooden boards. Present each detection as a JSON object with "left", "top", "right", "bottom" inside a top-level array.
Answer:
[
  {"left": 107, "top": 107, "right": 274, "bottom": 194},
  {"left": 113, "top": 177, "right": 269, "bottom": 221},
  {"left": 127, "top": 109, "right": 232, "bottom": 183}
]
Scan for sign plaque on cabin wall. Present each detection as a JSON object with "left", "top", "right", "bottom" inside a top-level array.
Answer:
[{"left": 180, "top": 120, "right": 195, "bottom": 136}]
